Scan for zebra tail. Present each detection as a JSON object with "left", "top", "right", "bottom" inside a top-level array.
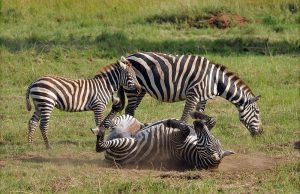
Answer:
[{"left": 25, "top": 85, "right": 32, "bottom": 111}]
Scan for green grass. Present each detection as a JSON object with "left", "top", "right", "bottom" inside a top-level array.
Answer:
[{"left": 1, "top": 0, "right": 300, "bottom": 193}]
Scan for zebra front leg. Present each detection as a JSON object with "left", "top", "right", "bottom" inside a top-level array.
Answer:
[
  {"left": 125, "top": 90, "right": 146, "bottom": 116},
  {"left": 180, "top": 95, "right": 199, "bottom": 123},
  {"left": 92, "top": 103, "right": 106, "bottom": 136},
  {"left": 28, "top": 111, "right": 41, "bottom": 145}
]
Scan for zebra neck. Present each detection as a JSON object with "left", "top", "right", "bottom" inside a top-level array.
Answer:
[
  {"left": 94, "top": 77, "right": 115, "bottom": 94},
  {"left": 216, "top": 69, "right": 254, "bottom": 110},
  {"left": 95, "top": 64, "right": 121, "bottom": 93}
]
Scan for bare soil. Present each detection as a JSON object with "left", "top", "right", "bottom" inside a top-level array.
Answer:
[
  {"left": 207, "top": 13, "right": 248, "bottom": 29},
  {"left": 5, "top": 151, "right": 287, "bottom": 173}
]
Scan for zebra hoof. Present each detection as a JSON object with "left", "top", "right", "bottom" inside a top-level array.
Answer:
[{"left": 46, "top": 144, "right": 52, "bottom": 150}]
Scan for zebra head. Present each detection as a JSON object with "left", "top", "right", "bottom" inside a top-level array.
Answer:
[
  {"left": 117, "top": 57, "right": 141, "bottom": 95},
  {"left": 239, "top": 95, "right": 263, "bottom": 136},
  {"left": 192, "top": 112, "right": 234, "bottom": 167}
]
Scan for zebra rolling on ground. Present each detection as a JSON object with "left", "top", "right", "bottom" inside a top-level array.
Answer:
[
  {"left": 115, "top": 52, "right": 262, "bottom": 136},
  {"left": 25, "top": 57, "right": 141, "bottom": 149},
  {"left": 93, "top": 112, "right": 234, "bottom": 169}
]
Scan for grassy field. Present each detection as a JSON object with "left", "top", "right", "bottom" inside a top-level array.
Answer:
[{"left": 0, "top": 0, "right": 299, "bottom": 193}]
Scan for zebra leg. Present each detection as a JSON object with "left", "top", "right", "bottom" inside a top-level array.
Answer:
[
  {"left": 125, "top": 90, "right": 146, "bottom": 116},
  {"left": 39, "top": 110, "right": 53, "bottom": 149},
  {"left": 96, "top": 137, "right": 136, "bottom": 153},
  {"left": 180, "top": 95, "right": 199, "bottom": 122},
  {"left": 196, "top": 100, "right": 207, "bottom": 112},
  {"left": 164, "top": 119, "right": 190, "bottom": 142},
  {"left": 204, "top": 116, "right": 216, "bottom": 131},
  {"left": 195, "top": 98, "right": 217, "bottom": 130},
  {"left": 28, "top": 111, "right": 41, "bottom": 144},
  {"left": 92, "top": 103, "right": 106, "bottom": 135}
]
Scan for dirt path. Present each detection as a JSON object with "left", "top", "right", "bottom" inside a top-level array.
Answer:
[
  {"left": 2, "top": 151, "right": 290, "bottom": 173},
  {"left": 218, "top": 153, "right": 282, "bottom": 172}
]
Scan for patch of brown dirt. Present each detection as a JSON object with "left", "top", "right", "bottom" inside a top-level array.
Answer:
[
  {"left": 207, "top": 13, "right": 247, "bottom": 29},
  {"left": 217, "top": 153, "right": 281, "bottom": 172}
]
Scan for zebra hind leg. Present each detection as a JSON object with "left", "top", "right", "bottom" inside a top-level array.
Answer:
[
  {"left": 39, "top": 111, "right": 53, "bottom": 149},
  {"left": 28, "top": 111, "right": 41, "bottom": 145},
  {"left": 180, "top": 95, "right": 199, "bottom": 122},
  {"left": 190, "top": 111, "right": 216, "bottom": 131}
]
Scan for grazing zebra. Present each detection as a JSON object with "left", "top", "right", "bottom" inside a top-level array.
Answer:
[
  {"left": 94, "top": 112, "right": 234, "bottom": 169},
  {"left": 25, "top": 57, "right": 141, "bottom": 149},
  {"left": 116, "top": 52, "right": 262, "bottom": 136}
]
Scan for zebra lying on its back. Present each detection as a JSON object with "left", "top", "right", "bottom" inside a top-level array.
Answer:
[
  {"left": 26, "top": 57, "right": 141, "bottom": 149},
  {"left": 93, "top": 112, "right": 234, "bottom": 169}
]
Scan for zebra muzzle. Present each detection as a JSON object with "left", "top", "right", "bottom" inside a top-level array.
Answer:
[{"left": 210, "top": 153, "right": 221, "bottom": 161}]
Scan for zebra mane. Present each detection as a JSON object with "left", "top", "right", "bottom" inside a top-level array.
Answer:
[
  {"left": 94, "top": 63, "right": 117, "bottom": 79},
  {"left": 214, "top": 63, "right": 255, "bottom": 96}
]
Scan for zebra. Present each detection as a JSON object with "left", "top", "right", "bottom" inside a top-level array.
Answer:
[
  {"left": 25, "top": 57, "right": 141, "bottom": 149},
  {"left": 114, "top": 52, "right": 262, "bottom": 136},
  {"left": 94, "top": 112, "right": 234, "bottom": 169}
]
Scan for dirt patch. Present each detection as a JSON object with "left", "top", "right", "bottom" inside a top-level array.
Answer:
[
  {"left": 207, "top": 13, "right": 247, "bottom": 29},
  {"left": 11, "top": 151, "right": 285, "bottom": 172},
  {"left": 146, "top": 12, "right": 248, "bottom": 29},
  {"left": 11, "top": 151, "right": 106, "bottom": 167},
  {"left": 5, "top": 150, "right": 294, "bottom": 177},
  {"left": 218, "top": 153, "right": 280, "bottom": 172}
]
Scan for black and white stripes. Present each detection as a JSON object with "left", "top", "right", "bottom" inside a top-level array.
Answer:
[
  {"left": 26, "top": 58, "right": 141, "bottom": 149},
  {"left": 120, "top": 52, "right": 262, "bottom": 135},
  {"left": 95, "top": 112, "right": 234, "bottom": 169}
]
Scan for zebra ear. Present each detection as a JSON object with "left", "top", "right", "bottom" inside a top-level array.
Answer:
[
  {"left": 90, "top": 127, "right": 99, "bottom": 136},
  {"left": 112, "top": 96, "right": 120, "bottom": 105},
  {"left": 222, "top": 150, "right": 235, "bottom": 157},
  {"left": 117, "top": 60, "right": 127, "bottom": 70},
  {"left": 120, "top": 56, "right": 128, "bottom": 63},
  {"left": 249, "top": 95, "right": 261, "bottom": 104}
]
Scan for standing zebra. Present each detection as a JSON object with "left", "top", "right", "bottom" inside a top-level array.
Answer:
[
  {"left": 94, "top": 112, "right": 234, "bottom": 169},
  {"left": 25, "top": 57, "right": 141, "bottom": 149},
  {"left": 118, "top": 52, "right": 262, "bottom": 135}
]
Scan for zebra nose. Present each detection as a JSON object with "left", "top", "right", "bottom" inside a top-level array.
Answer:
[
  {"left": 258, "top": 125, "right": 263, "bottom": 134},
  {"left": 210, "top": 153, "right": 221, "bottom": 161}
]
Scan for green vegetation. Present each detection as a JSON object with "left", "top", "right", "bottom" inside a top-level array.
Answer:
[{"left": 0, "top": 0, "right": 299, "bottom": 193}]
